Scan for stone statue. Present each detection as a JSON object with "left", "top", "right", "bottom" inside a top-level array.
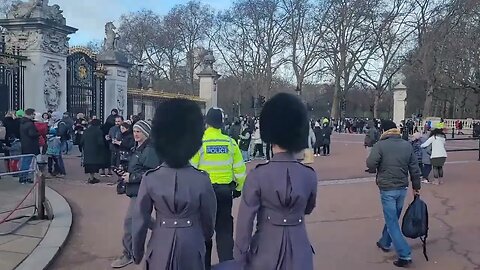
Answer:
[
  {"left": 43, "top": 61, "right": 62, "bottom": 110},
  {"left": 104, "top": 22, "right": 119, "bottom": 51},
  {"left": 7, "top": 0, "right": 65, "bottom": 24}
]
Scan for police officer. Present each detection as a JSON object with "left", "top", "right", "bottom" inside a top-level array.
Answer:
[{"left": 191, "top": 107, "right": 246, "bottom": 270}]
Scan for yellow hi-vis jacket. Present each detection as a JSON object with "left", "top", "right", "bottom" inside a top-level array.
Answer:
[{"left": 191, "top": 127, "right": 246, "bottom": 191}]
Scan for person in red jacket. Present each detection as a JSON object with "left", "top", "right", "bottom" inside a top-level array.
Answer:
[{"left": 34, "top": 113, "right": 48, "bottom": 155}]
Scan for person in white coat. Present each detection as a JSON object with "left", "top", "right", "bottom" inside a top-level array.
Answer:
[{"left": 421, "top": 127, "right": 447, "bottom": 185}]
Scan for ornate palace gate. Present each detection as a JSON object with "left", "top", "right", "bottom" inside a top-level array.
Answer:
[
  {"left": 66, "top": 49, "right": 105, "bottom": 120},
  {"left": 0, "top": 34, "right": 26, "bottom": 117}
]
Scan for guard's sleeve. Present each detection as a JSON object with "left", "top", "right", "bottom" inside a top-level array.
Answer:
[
  {"left": 190, "top": 147, "right": 202, "bottom": 168},
  {"left": 234, "top": 172, "right": 260, "bottom": 263},
  {"left": 232, "top": 140, "right": 246, "bottom": 191},
  {"left": 131, "top": 177, "right": 153, "bottom": 264}
]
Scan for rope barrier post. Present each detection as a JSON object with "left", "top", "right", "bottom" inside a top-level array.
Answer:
[
  {"left": 452, "top": 127, "right": 455, "bottom": 139},
  {"left": 36, "top": 160, "right": 48, "bottom": 220}
]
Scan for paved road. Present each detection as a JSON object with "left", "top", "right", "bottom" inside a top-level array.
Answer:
[{"left": 47, "top": 134, "right": 480, "bottom": 270}]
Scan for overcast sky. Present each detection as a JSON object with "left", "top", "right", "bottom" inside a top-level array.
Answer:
[{"left": 49, "top": 0, "right": 231, "bottom": 45}]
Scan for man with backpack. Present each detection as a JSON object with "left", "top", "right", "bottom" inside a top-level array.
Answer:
[
  {"left": 366, "top": 120, "right": 421, "bottom": 268},
  {"left": 57, "top": 112, "right": 74, "bottom": 155}
]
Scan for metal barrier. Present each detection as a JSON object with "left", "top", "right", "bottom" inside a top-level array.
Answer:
[
  {"left": 0, "top": 154, "right": 46, "bottom": 235},
  {"left": 446, "top": 137, "right": 480, "bottom": 161}
]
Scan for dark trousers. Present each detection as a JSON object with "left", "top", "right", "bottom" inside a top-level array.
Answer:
[
  {"left": 422, "top": 164, "right": 432, "bottom": 180},
  {"left": 323, "top": 144, "right": 330, "bottom": 155},
  {"left": 253, "top": 143, "right": 264, "bottom": 158},
  {"left": 314, "top": 147, "right": 321, "bottom": 155},
  {"left": 265, "top": 143, "right": 272, "bottom": 160},
  {"left": 205, "top": 184, "right": 234, "bottom": 270}
]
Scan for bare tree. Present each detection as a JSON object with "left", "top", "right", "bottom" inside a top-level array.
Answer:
[
  {"left": 212, "top": 0, "right": 288, "bottom": 115},
  {"left": 166, "top": 1, "right": 214, "bottom": 94},
  {"left": 280, "top": 0, "right": 330, "bottom": 93},
  {"left": 323, "top": 0, "right": 381, "bottom": 119},
  {"left": 358, "top": 0, "right": 416, "bottom": 118}
]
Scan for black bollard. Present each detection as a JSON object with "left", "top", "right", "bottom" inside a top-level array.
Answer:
[{"left": 452, "top": 127, "right": 455, "bottom": 139}]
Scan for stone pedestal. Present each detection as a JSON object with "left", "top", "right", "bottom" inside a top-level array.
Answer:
[
  {"left": 98, "top": 51, "right": 131, "bottom": 119},
  {"left": 393, "top": 83, "right": 407, "bottom": 126},
  {"left": 0, "top": 2, "right": 77, "bottom": 113},
  {"left": 197, "top": 53, "right": 220, "bottom": 113}
]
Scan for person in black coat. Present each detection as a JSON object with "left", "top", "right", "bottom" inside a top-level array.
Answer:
[
  {"left": 81, "top": 119, "right": 106, "bottom": 184},
  {"left": 19, "top": 109, "right": 40, "bottom": 183},
  {"left": 313, "top": 122, "right": 322, "bottom": 156},
  {"left": 320, "top": 122, "right": 332, "bottom": 156},
  {"left": 112, "top": 122, "right": 135, "bottom": 169}
]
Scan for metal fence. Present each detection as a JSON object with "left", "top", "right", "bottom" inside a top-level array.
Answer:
[
  {"left": 0, "top": 154, "right": 46, "bottom": 235},
  {"left": 446, "top": 137, "right": 480, "bottom": 161}
]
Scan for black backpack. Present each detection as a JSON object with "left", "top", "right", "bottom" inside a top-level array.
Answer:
[{"left": 402, "top": 195, "right": 429, "bottom": 261}]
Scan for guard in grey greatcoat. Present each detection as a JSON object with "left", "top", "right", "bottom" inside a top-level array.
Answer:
[
  {"left": 234, "top": 93, "right": 318, "bottom": 270},
  {"left": 132, "top": 99, "right": 217, "bottom": 270}
]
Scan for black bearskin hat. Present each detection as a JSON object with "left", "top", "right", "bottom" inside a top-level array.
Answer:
[
  {"left": 260, "top": 93, "right": 309, "bottom": 152},
  {"left": 152, "top": 99, "right": 204, "bottom": 168}
]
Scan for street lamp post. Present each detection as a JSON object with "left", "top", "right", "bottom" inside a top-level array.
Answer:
[{"left": 137, "top": 63, "right": 145, "bottom": 118}]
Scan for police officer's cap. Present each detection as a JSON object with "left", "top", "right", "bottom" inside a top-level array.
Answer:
[
  {"left": 260, "top": 93, "right": 308, "bottom": 153},
  {"left": 206, "top": 107, "right": 224, "bottom": 129}
]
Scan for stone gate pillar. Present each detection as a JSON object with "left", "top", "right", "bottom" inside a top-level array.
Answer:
[
  {"left": 393, "top": 83, "right": 407, "bottom": 126},
  {"left": 0, "top": 0, "right": 77, "bottom": 113},
  {"left": 97, "top": 23, "right": 131, "bottom": 119},
  {"left": 197, "top": 53, "right": 220, "bottom": 113}
]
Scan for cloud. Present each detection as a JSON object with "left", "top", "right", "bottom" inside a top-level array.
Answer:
[{"left": 48, "top": 0, "right": 231, "bottom": 45}]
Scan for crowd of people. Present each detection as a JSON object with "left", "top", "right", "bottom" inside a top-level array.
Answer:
[{"left": 0, "top": 99, "right": 455, "bottom": 270}]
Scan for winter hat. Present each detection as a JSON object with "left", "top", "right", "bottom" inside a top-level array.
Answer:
[
  {"left": 133, "top": 120, "right": 151, "bottom": 138},
  {"left": 34, "top": 112, "right": 43, "bottom": 122},
  {"left": 206, "top": 107, "right": 224, "bottom": 129},
  {"left": 51, "top": 111, "right": 63, "bottom": 121},
  {"left": 152, "top": 98, "right": 204, "bottom": 168},
  {"left": 260, "top": 92, "right": 309, "bottom": 153},
  {"left": 15, "top": 109, "right": 25, "bottom": 118},
  {"left": 381, "top": 120, "right": 397, "bottom": 132}
]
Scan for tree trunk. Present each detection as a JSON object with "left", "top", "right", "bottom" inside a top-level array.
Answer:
[
  {"left": 476, "top": 92, "right": 480, "bottom": 119},
  {"left": 373, "top": 93, "right": 380, "bottom": 119},
  {"left": 330, "top": 78, "right": 341, "bottom": 119},
  {"left": 423, "top": 85, "right": 434, "bottom": 117}
]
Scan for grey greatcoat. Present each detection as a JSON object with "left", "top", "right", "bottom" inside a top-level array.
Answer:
[
  {"left": 234, "top": 152, "right": 318, "bottom": 270},
  {"left": 132, "top": 164, "right": 217, "bottom": 270}
]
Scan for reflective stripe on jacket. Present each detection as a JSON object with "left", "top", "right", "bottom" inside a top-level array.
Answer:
[{"left": 191, "top": 127, "right": 246, "bottom": 191}]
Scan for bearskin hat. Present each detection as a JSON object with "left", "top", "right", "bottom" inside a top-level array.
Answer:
[
  {"left": 151, "top": 99, "right": 204, "bottom": 168},
  {"left": 260, "top": 93, "right": 309, "bottom": 152}
]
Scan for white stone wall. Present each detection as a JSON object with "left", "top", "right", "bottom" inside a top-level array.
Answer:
[
  {"left": 22, "top": 51, "right": 67, "bottom": 113},
  {"left": 393, "top": 89, "right": 407, "bottom": 126},
  {"left": 199, "top": 76, "right": 217, "bottom": 111},
  {"left": 104, "top": 66, "right": 128, "bottom": 118}
]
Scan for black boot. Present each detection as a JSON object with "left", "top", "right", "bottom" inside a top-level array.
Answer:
[
  {"left": 433, "top": 167, "right": 439, "bottom": 178},
  {"left": 393, "top": 259, "right": 412, "bottom": 267},
  {"left": 438, "top": 166, "right": 444, "bottom": 178}
]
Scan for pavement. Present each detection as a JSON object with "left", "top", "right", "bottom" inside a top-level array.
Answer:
[
  {"left": 0, "top": 167, "right": 72, "bottom": 270},
  {"left": 4, "top": 133, "right": 480, "bottom": 270}
]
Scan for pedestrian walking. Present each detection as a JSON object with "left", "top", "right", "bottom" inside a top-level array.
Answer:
[
  {"left": 191, "top": 107, "right": 246, "bottom": 270},
  {"left": 313, "top": 122, "right": 322, "bottom": 156},
  {"left": 111, "top": 120, "right": 161, "bottom": 269},
  {"left": 132, "top": 98, "right": 217, "bottom": 270},
  {"left": 234, "top": 93, "right": 318, "bottom": 270},
  {"left": 421, "top": 125, "right": 447, "bottom": 185},
  {"left": 366, "top": 120, "right": 421, "bottom": 268},
  {"left": 320, "top": 121, "right": 332, "bottom": 156},
  {"left": 81, "top": 119, "right": 106, "bottom": 184},
  {"left": 19, "top": 108, "right": 40, "bottom": 183}
]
